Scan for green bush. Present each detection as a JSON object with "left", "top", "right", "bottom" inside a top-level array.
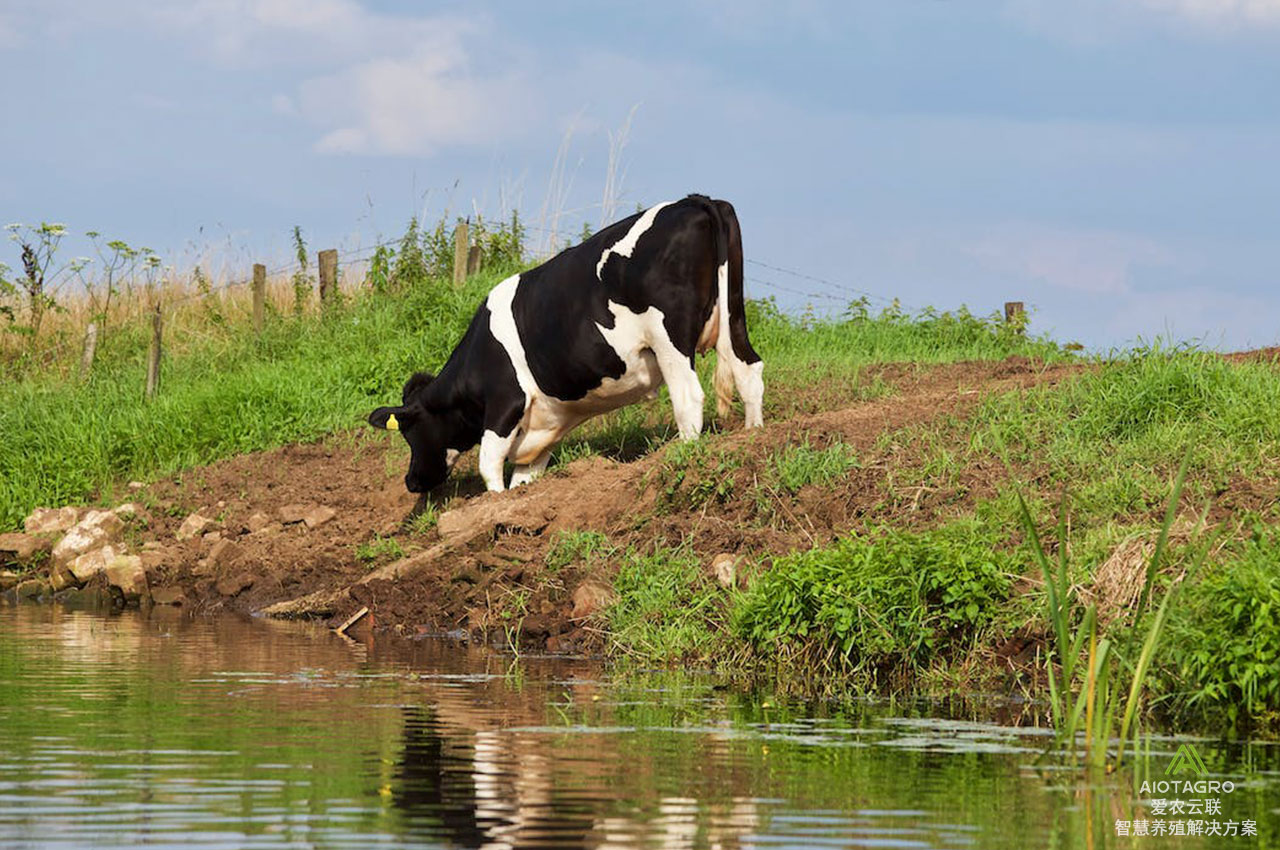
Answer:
[
  {"left": 735, "top": 521, "right": 1011, "bottom": 674},
  {"left": 1163, "top": 528, "right": 1280, "bottom": 727}
]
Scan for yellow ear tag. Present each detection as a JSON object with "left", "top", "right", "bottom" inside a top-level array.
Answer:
[{"left": 386, "top": 413, "right": 400, "bottom": 431}]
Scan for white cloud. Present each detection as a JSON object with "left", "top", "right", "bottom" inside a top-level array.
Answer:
[
  {"left": 1138, "top": 0, "right": 1280, "bottom": 26},
  {"left": 300, "top": 52, "right": 531, "bottom": 156},
  {"left": 49, "top": 0, "right": 537, "bottom": 156},
  {"left": 966, "top": 224, "right": 1178, "bottom": 295}
]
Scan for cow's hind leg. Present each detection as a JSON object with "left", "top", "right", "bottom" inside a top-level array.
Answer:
[{"left": 509, "top": 448, "right": 552, "bottom": 488}]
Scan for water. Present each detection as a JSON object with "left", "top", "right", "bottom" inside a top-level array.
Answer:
[{"left": 0, "top": 606, "right": 1277, "bottom": 849}]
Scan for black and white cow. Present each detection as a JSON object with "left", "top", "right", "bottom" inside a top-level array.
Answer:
[{"left": 368, "top": 194, "right": 764, "bottom": 494}]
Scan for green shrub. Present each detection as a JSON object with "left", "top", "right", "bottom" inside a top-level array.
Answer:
[
  {"left": 1163, "top": 528, "right": 1280, "bottom": 727},
  {"left": 735, "top": 521, "right": 1011, "bottom": 674}
]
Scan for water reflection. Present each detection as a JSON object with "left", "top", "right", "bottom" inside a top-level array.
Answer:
[{"left": 0, "top": 605, "right": 1276, "bottom": 849}]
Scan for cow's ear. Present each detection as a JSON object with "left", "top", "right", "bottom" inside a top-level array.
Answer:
[
  {"left": 401, "top": 372, "right": 435, "bottom": 405},
  {"left": 369, "top": 405, "right": 416, "bottom": 431}
]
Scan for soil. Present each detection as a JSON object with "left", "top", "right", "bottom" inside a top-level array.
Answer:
[{"left": 15, "top": 357, "right": 1084, "bottom": 651}]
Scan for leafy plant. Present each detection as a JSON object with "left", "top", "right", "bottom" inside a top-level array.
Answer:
[
  {"left": 767, "top": 438, "right": 858, "bottom": 494},
  {"left": 545, "top": 530, "right": 614, "bottom": 572},
  {"left": 290, "top": 226, "right": 312, "bottom": 315},
  {"left": 735, "top": 521, "right": 1011, "bottom": 677}
]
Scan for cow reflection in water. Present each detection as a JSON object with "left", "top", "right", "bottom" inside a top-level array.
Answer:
[{"left": 392, "top": 706, "right": 594, "bottom": 849}]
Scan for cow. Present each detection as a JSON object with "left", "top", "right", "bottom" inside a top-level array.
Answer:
[{"left": 368, "top": 194, "right": 764, "bottom": 495}]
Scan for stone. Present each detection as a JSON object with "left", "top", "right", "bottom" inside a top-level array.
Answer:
[
  {"left": 104, "top": 555, "right": 147, "bottom": 602},
  {"left": 139, "top": 548, "right": 176, "bottom": 572},
  {"left": 0, "top": 532, "right": 51, "bottom": 565},
  {"left": 23, "top": 506, "right": 81, "bottom": 535},
  {"left": 303, "top": 506, "right": 336, "bottom": 529},
  {"left": 51, "top": 510, "right": 124, "bottom": 566},
  {"left": 48, "top": 561, "right": 80, "bottom": 592},
  {"left": 249, "top": 522, "right": 283, "bottom": 537},
  {"left": 0, "top": 570, "right": 22, "bottom": 591},
  {"left": 113, "top": 502, "right": 151, "bottom": 524},
  {"left": 278, "top": 504, "right": 310, "bottom": 525},
  {"left": 127, "top": 481, "right": 145, "bottom": 491},
  {"left": 201, "top": 531, "right": 223, "bottom": 546},
  {"left": 215, "top": 572, "right": 255, "bottom": 597},
  {"left": 207, "top": 539, "right": 245, "bottom": 570},
  {"left": 710, "top": 553, "right": 739, "bottom": 589},
  {"left": 15, "top": 578, "right": 48, "bottom": 600},
  {"left": 68, "top": 544, "right": 121, "bottom": 584},
  {"left": 53, "top": 585, "right": 110, "bottom": 608},
  {"left": 175, "top": 513, "right": 212, "bottom": 540},
  {"left": 150, "top": 586, "right": 188, "bottom": 606},
  {"left": 570, "top": 580, "right": 616, "bottom": 620},
  {"left": 246, "top": 512, "right": 272, "bottom": 533}
]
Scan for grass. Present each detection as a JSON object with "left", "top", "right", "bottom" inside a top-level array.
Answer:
[{"left": 766, "top": 438, "right": 859, "bottom": 494}]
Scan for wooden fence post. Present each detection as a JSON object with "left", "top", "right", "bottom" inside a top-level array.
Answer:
[
  {"left": 467, "top": 244, "right": 482, "bottom": 276},
  {"left": 78, "top": 322, "right": 98, "bottom": 380},
  {"left": 318, "top": 249, "right": 338, "bottom": 307},
  {"left": 453, "top": 221, "right": 469, "bottom": 287},
  {"left": 1004, "top": 301, "right": 1025, "bottom": 333},
  {"left": 252, "top": 263, "right": 266, "bottom": 334},
  {"left": 145, "top": 305, "right": 163, "bottom": 399}
]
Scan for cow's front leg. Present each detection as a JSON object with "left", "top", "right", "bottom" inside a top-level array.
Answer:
[
  {"left": 509, "top": 448, "right": 552, "bottom": 488},
  {"left": 651, "top": 341, "right": 704, "bottom": 440},
  {"left": 479, "top": 429, "right": 517, "bottom": 492}
]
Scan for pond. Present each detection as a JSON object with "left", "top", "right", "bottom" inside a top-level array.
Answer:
[{"left": 0, "top": 605, "right": 1276, "bottom": 849}]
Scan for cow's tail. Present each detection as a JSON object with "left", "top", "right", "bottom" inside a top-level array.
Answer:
[{"left": 690, "top": 195, "right": 764, "bottom": 427}]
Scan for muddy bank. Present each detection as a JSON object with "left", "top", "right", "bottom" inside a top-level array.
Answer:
[{"left": 3, "top": 357, "right": 1075, "bottom": 652}]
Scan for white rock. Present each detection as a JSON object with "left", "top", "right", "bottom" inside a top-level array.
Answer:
[{"left": 51, "top": 510, "right": 124, "bottom": 566}]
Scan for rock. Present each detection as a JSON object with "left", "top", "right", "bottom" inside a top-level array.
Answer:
[
  {"left": 127, "top": 481, "right": 145, "bottom": 491},
  {"left": 303, "top": 505, "right": 336, "bottom": 528},
  {"left": 711, "top": 553, "right": 739, "bottom": 589},
  {"left": 53, "top": 585, "right": 110, "bottom": 608},
  {"left": 206, "top": 539, "right": 245, "bottom": 570},
  {"left": 0, "top": 570, "right": 22, "bottom": 591},
  {"left": 139, "top": 548, "right": 176, "bottom": 572},
  {"left": 52, "top": 510, "right": 124, "bottom": 566},
  {"left": 175, "top": 513, "right": 212, "bottom": 540},
  {"left": 48, "top": 561, "right": 80, "bottom": 592},
  {"left": 14, "top": 578, "right": 47, "bottom": 600},
  {"left": 215, "top": 572, "right": 255, "bottom": 597},
  {"left": 113, "top": 502, "right": 151, "bottom": 524},
  {"left": 104, "top": 555, "right": 147, "bottom": 602},
  {"left": 246, "top": 512, "right": 273, "bottom": 533},
  {"left": 202, "top": 531, "right": 223, "bottom": 546},
  {"left": 150, "top": 586, "right": 188, "bottom": 606},
  {"left": 68, "top": 544, "right": 121, "bottom": 584},
  {"left": 278, "top": 504, "right": 310, "bottom": 525},
  {"left": 0, "top": 532, "right": 51, "bottom": 566},
  {"left": 23, "top": 506, "right": 81, "bottom": 535},
  {"left": 249, "top": 522, "right": 283, "bottom": 537},
  {"left": 570, "top": 580, "right": 616, "bottom": 620}
]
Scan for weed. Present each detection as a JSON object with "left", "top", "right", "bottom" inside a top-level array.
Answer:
[
  {"left": 735, "top": 520, "right": 1011, "bottom": 680},
  {"left": 608, "top": 543, "right": 729, "bottom": 662},
  {"left": 653, "top": 440, "right": 740, "bottom": 512},
  {"left": 354, "top": 535, "right": 404, "bottom": 566},
  {"left": 767, "top": 438, "right": 858, "bottom": 494},
  {"left": 545, "top": 530, "right": 614, "bottom": 572}
]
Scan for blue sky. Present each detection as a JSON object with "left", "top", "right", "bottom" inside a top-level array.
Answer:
[{"left": 2, "top": 0, "right": 1277, "bottom": 349}]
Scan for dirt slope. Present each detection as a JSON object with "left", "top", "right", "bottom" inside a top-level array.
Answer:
[{"left": 11, "top": 356, "right": 1078, "bottom": 650}]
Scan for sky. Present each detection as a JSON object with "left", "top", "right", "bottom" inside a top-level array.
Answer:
[{"left": 1, "top": 0, "right": 1278, "bottom": 350}]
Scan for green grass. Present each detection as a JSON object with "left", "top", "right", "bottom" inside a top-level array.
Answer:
[
  {"left": 354, "top": 535, "right": 405, "bottom": 566},
  {"left": 607, "top": 544, "right": 731, "bottom": 661},
  {"left": 544, "top": 530, "right": 614, "bottom": 572},
  {"left": 766, "top": 438, "right": 859, "bottom": 494}
]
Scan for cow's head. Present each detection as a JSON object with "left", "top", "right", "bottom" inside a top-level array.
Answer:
[{"left": 368, "top": 372, "right": 458, "bottom": 494}]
